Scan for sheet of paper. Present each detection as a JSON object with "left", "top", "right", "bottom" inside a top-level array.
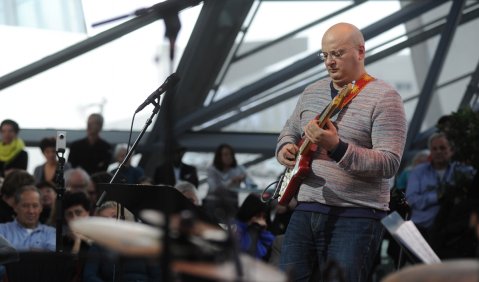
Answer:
[{"left": 381, "top": 211, "right": 441, "bottom": 264}]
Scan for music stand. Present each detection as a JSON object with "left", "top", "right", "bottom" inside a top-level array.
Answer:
[
  {"left": 381, "top": 212, "right": 440, "bottom": 265},
  {"left": 97, "top": 183, "right": 218, "bottom": 281},
  {"left": 97, "top": 183, "right": 215, "bottom": 224},
  {"left": 6, "top": 252, "right": 76, "bottom": 282}
]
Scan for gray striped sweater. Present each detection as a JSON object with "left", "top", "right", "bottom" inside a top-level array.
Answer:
[{"left": 276, "top": 78, "right": 407, "bottom": 211}]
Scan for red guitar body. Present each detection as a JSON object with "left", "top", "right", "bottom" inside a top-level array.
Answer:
[{"left": 277, "top": 142, "right": 317, "bottom": 206}]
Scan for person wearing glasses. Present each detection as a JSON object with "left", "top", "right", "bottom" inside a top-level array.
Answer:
[{"left": 276, "top": 23, "right": 407, "bottom": 281}]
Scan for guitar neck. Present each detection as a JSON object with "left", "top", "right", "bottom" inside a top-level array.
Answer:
[
  {"left": 297, "top": 82, "right": 353, "bottom": 157},
  {"left": 298, "top": 102, "right": 338, "bottom": 156}
]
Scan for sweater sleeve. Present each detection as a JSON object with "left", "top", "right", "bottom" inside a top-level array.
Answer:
[
  {"left": 338, "top": 85, "right": 407, "bottom": 178},
  {"left": 276, "top": 91, "right": 305, "bottom": 158}
]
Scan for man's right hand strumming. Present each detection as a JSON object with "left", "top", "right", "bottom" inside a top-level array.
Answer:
[{"left": 278, "top": 143, "right": 298, "bottom": 168}]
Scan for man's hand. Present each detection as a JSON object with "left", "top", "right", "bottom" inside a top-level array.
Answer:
[
  {"left": 278, "top": 143, "right": 298, "bottom": 168},
  {"left": 303, "top": 119, "right": 340, "bottom": 152}
]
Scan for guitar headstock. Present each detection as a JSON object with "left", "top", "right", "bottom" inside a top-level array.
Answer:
[{"left": 331, "top": 82, "right": 354, "bottom": 108}]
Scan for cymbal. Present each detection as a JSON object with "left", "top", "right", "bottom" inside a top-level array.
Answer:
[
  {"left": 70, "top": 217, "right": 162, "bottom": 257},
  {"left": 172, "top": 254, "right": 287, "bottom": 282},
  {"left": 140, "top": 209, "right": 227, "bottom": 242},
  {"left": 382, "top": 259, "right": 479, "bottom": 282}
]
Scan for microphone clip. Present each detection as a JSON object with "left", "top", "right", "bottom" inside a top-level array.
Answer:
[{"left": 135, "top": 73, "right": 180, "bottom": 113}]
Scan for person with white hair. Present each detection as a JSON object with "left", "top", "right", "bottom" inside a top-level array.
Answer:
[
  {"left": 108, "top": 143, "right": 144, "bottom": 184},
  {"left": 175, "top": 181, "right": 200, "bottom": 206},
  {"left": 406, "top": 132, "right": 475, "bottom": 240},
  {"left": 65, "top": 168, "right": 92, "bottom": 196}
]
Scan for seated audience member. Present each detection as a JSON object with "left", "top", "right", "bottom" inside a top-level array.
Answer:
[
  {"left": 0, "top": 170, "right": 35, "bottom": 223},
  {"left": 0, "top": 185, "right": 55, "bottom": 251},
  {"left": 33, "top": 137, "right": 72, "bottom": 185},
  {"left": 89, "top": 171, "right": 113, "bottom": 211},
  {"left": 235, "top": 193, "right": 274, "bottom": 260},
  {"left": 154, "top": 146, "right": 199, "bottom": 188},
  {"left": 61, "top": 192, "right": 93, "bottom": 281},
  {"left": 207, "top": 144, "right": 256, "bottom": 192},
  {"left": 68, "top": 113, "right": 112, "bottom": 175},
  {"left": 395, "top": 149, "right": 430, "bottom": 191},
  {"left": 83, "top": 206, "right": 160, "bottom": 281},
  {"left": 0, "top": 119, "right": 28, "bottom": 177},
  {"left": 95, "top": 201, "right": 118, "bottom": 218},
  {"left": 94, "top": 201, "right": 134, "bottom": 221},
  {"left": 109, "top": 144, "right": 145, "bottom": 184},
  {"left": 63, "top": 192, "right": 92, "bottom": 254},
  {"left": 65, "top": 168, "right": 92, "bottom": 196},
  {"left": 406, "top": 132, "right": 475, "bottom": 242},
  {"left": 175, "top": 181, "right": 200, "bottom": 206},
  {"left": 205, "top": 144, "right": 256, "bottom": 217},
  {"left": 37, "top": 181, "right": 57, "bottom": 224}
]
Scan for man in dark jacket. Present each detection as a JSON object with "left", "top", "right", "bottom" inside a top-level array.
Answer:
[
  {"left": 68, "top": 114, "right": 112, "bottom": 175},
  {"left": 153, "top": 146, "right": 199, "bottom": 188}
]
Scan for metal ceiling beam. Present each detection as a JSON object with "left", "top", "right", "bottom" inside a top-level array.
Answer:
[
  {"left": 0, "top": 0, "right": 202, "bottom": 91},
  {"left": 140, "top": 0, "right": 255, "bottom": 172},
  {"left": 202, "top": 83, "right": 309, "bottom": 131},
  {"left": 459, "top": 58, "right": 479, "bottom": 109},
  {"left": 168, "top": 0, "right": 255, "bottom": 119},
  {"left": 18, "top": 129, "right": 277, "bottom": 156},
  {"left": 204, "top": 1, "right": 479, "bottom": 131},
  {"left": 405, "top": 0, "right": 466, "bottom": 152},
  {"left": 136, "top": 131, "right": 277, "bottom": 155},
  {"left": 173, "top": 0, "right": 448, "bottom": 136},
  {"left": 232, "top": 0, "right": 367, "bottom": 63},
  {"left": 404, "top": 71, "right": 475, "bottom": 104},
  {"left": 177, "top": 131, "right": 277, "bottom": 155}
]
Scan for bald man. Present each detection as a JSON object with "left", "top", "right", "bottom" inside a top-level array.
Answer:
[{"left": 276, "top": 23, "right": 407, "bottom": 281}]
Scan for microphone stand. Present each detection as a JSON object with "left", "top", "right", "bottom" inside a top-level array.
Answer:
[
  {"left": 55, "top": 149, "right": 66, "bottom": 252},
  {"left": 95, "top": 97, "right": 174, "bottom": 281},
  {"left": 96, "top": 98, "right": 160, "bottom": 205}
]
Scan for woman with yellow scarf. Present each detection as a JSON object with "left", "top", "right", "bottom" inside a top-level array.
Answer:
[{"left": 0, "top": 119, "right": 28, "bottom": 177}]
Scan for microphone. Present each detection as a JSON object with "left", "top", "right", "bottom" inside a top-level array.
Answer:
[{"left": 135, "top": 73, "right": 180, "bottom": 113}]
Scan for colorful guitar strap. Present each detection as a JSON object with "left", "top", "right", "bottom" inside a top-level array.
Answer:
[{"left": 319, "top": 73, "right": 375, "bottom": 122}]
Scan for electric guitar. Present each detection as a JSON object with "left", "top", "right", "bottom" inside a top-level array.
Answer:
[{"left": 274, "top": 83, "right": 354, "bottom": 206}]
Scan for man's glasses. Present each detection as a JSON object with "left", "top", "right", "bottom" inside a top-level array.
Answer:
[{"left": 318, "top": 48, "right": 355, "bottom": 62}]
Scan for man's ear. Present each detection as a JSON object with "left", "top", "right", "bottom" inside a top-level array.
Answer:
[{"left": 358, "top": 45, "right": 365, "bottom": 60}]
